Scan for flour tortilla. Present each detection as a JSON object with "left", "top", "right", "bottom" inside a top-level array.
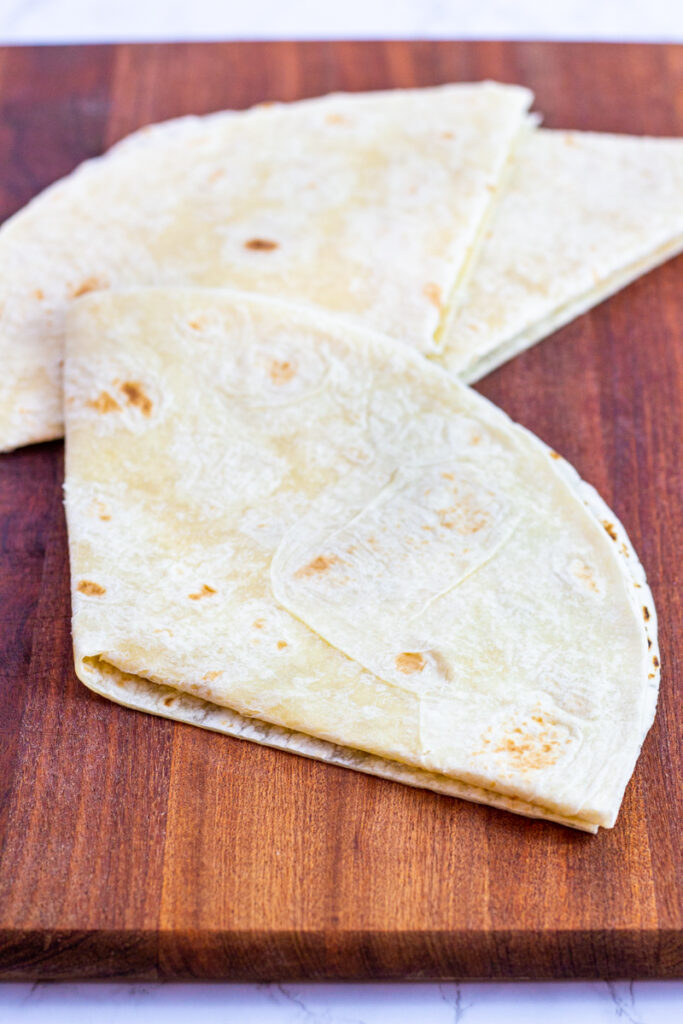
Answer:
[
  {"left": 64, "top": 289, "right": 659, "bottom": 832},
  {"left": 0, "top": 81, "right": 531, "bottom": 452},
  {"left": 441, "top": 128, "right": 683, "bottom": 382}
]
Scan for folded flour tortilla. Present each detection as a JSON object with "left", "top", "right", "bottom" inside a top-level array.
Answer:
[
  {"left": 440, "top": 128, "right": 683, "bottom": 381},
  {"left": 64, "top": 289, "right": 659, "bottom": 832},
  {"left": 0, "top": 81, "right": 532, "bottom": 452}
]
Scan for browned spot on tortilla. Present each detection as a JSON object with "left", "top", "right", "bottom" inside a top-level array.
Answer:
[
  {"left": 647, "top": 638, "right": 652, "bottom": 649},
  {"left": 208, "top": 169, "right": 225, "bottom": 182},
  {"left": 92, "top": 498, "right": 111, "bottom": 521},
  {"left": 88, "top": 390, "right": 121, "bottom": 414},
  {"left": 277, "top": 640, "right": 288, "bottom": 650},
  {"left": 245, "top": 238, "right": 279, "bottom": 251},
  {"left": 163, "top": 696, "right": 175, "bottom": 706},
  {"left": 572, "top": 561, "right": 599, "bottom": 593},
  {"left": 423, "top": 282, "right": 442, "bottom": 310},
  {"left": 203, "top": 671, "right": 221, "bottom": 681},
  {"left": 253, "top": 619, "right": 265, "bottom": 629},
  {"left": 326, "top": 113, "right": 347, "bottom": 125},
  {"left": 602, "top": 520, "right": 618, "bottom": 542},
  {"left": 78, "top": 580, "right": 106, "bottom": 596},
  {"left": 34, "top": 288, "right": 45, "bottom": 300},
  {"left": 648, "top": 673, "right": 655, "bottom": 679},
  {"left": 488, "top": 715, "right": 564, "bottom": 772},
  {"left": 120, "top": 381, "right": 153, "bottom": 416},
  {"left": 296, "top": 554, "right": 340, "bottom": 578},
  {"left": 395, "top": 652, "right": 425, "bottom": 674},
  {"left": 188, "top": 318, "right": 205, "bottom": 331},
  {"left": 550, "top": 450, "right": 561, "bottom": 460},
  {"left": 643, "top": 606, "right": 650, "bottom": 621},
  {"left": 442, "top": 131, "right": 454, "bottom": 139},
  {"left": 189, "top": 584, "right": 217, "bottom": 600},
  {"left": 437, "top": 504, "right": 487, "bottom": 534},
  {"left": 269, "top": 359, "right": 296, "bottom": 385},
  {"left": 71, "top": 275, "right": 108, "bottom": 298},
  {"left": 442, "top": 472, "right": 454, "bottom": 480},
  {"left": 653, "top": 655, "right": 659, "bottom": 668}
]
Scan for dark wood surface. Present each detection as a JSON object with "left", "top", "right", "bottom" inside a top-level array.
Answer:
[{"left": 0, "top": 41, "right": 681, "bottom": 982}]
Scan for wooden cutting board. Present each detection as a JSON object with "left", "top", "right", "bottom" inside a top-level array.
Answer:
[{"left": 0, "top": 41, "right": 681, "bottom": 982}]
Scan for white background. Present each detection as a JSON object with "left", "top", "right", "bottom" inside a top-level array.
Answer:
[{"left": 0, "top": 2, "right": 681, "bottom": 1021}]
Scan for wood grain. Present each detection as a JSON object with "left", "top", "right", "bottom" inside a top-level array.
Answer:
[{"left": 0, "top": 41, "right": 681, "bottom": 981}]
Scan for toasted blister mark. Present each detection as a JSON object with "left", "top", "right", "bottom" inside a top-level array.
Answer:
[
  {"left": 71, "top": 275, "right": 109, "bottom": 298},
  {"left": 277, "top": 640, "right": 288, "bottom": 650},
  {"left": 217, "top": 328, "right": 330, "bottom": 407},
  {"left": 188, "top": 584, "right": 217, "bottom": 600},
  {"left": 90, "top": 498, "right": 111, "bottom": 521},
  {"left": 269, "top": 359, "right": 296, "bottom": 385},
  {"left": 295, "top": 554, "right": 340, "bottom": 578},
  {"left": 437, "top": 497, "right": 489, "bottom": 533},
  {"left": 245, "top": 238, "right": 279, "bottom": 251},
  {"left": 602, "top": 520, "right": 618, "bottom": 542},
  {"left": 325, "top": 113, "right": 347, "bottom": 125},
  {"left": 203, "top": 671, "right": 221, "bottom": 681},
  {"left": 569, "top": 558, "right": 601, "bottom": 594},
  {"left": 34, "top": 288, "right": 45, "bottom": 300},
  {"left": 77, "top": 580, "right": 106, "bottom": 597},
  {"left": 87, "top": 390, "right": 121, "bottom": 414},
  {"left": 478, "top": 711, "right": 571, "bottom": 774},
  {"left": 643, "top": 606, "right": 650, "bottom": 621},
  {"left": 119, "top": 381, "right": 153, "bottom": 416},
  {"left": 395, "top": 652, "right": 425, "bottom": 674},
  {"left": 423, "top": 282, "right": 442, "bottom": 310},
  {"left": 550, "top": 450, "right": 561, "bottom": 460}
]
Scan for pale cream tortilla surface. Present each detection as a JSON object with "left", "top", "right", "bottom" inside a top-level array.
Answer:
[
  {"left": 64, "top": 289, "right": 659, "bottom": 832},
  {"left": 0, "top": 81, "right": 532, "bottom": 452},
  {"left": 440, "top": 128, "right": 683, "bottom": 381}
]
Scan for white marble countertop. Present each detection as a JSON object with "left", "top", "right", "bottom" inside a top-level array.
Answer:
[
  {"left": 0, "top": 2, "right": 681, "bottom": 1020},
  {"left": 0, "top": 0, "right": 681, "bottom": 45},
  {"left": 0, "top": 980, "right": 682, "bottom": 1022}
]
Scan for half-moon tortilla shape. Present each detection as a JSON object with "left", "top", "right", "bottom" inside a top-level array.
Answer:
[
  {"left": 440, "top": 128, "right": 683, "bottom": 381},
  {"left": 64, "top": 289, "right": 660, "bottom": 832},
  {"left": 0, "top": 81, "right": 532, "bottom": 452}
]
